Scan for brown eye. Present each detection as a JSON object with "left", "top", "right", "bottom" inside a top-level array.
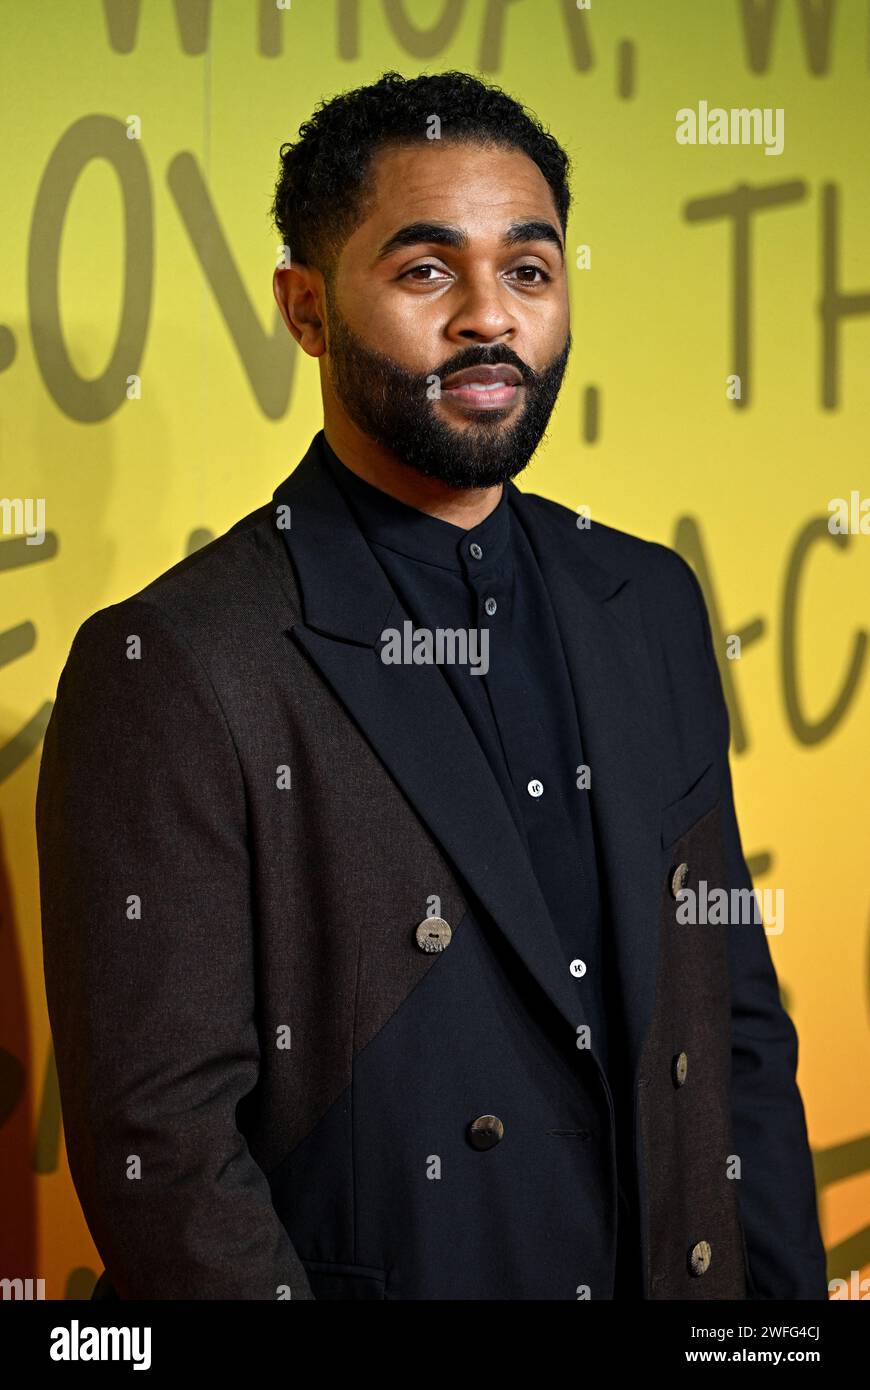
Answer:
[
  {"left": 510, "top": 265, "right": 551, "bottom": 285},
  {"left": 401, "top": 263, "right": 450, "bottom": 282}
]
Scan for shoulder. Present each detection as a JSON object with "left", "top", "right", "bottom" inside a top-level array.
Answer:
[
  {"left": 515, "top": 489, "right": 725, "bottom": 751},
  {"left": 127, "top": 499, "right": 291, "bottom": 621},
  {"left": 66, "top": 499, "right": 295, "bottom": 667},
  {"left": 516, "top": 488, "right": 704, "bottom": 620}
]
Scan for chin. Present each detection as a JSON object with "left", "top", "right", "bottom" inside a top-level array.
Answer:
[{"left": 438, "top": 404, "right": 520, "bottom": 428}]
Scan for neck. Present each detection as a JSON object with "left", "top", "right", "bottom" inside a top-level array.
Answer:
[{"left": 322, "top": 420, "right": 503, "bottom": 530}]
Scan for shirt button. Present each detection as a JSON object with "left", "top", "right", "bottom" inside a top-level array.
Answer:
[
  {"left": 469, "top": 542, "right": 483, "bottom": 559},
  {"left": 527, "top": 779, "right": 544, "bottom": 798},
  {"left": 484, "top": 596, "right": 497, "bottom": 616},
  {"left": 468, "top": 1114, "right": 504, "bottom": 1150}
]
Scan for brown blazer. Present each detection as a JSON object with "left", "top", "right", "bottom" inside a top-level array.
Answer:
[{"left": 36, "top": 432, "right": 827, "bottom": 1300}]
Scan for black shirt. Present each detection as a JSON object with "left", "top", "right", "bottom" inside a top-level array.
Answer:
[{"left": 319, "top": 435, "right": 639, "bottom": 1295}]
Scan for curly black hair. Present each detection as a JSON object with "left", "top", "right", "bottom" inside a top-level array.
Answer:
[{"left": 270, "top": 69, "right": 571, "bottom": 281}]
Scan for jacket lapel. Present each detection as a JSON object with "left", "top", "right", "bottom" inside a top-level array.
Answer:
[
  {"left": 508, "top": 490, "right": 664, "bottom": 1075},
  {"left": 272, "top": 437, "right": 600, "bottom": 1059}
]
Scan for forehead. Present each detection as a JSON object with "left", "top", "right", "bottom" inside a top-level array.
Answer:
[{"left": 347, "top": 140, "right": 561, "bottom": 250}]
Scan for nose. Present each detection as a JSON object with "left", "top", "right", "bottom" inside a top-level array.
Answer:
[{"left": 446, "top": 275, "right": 519, "bottom": 346}]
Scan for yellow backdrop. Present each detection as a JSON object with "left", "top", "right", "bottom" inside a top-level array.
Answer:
[{"left": 1, "top": 0, "right": 868, "bottom": 1299}]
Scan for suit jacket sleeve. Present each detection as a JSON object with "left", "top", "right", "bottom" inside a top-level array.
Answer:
[
  {"left": 678, "top": 557, "right": 828, "bottom": 1300},
  {"left": 36, "top": 598, "right": 315, "bottom": 1300}
]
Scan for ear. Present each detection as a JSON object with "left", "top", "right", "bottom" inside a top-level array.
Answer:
[{"left": 273, "top": 263, "right": 327, "bottom": 358}]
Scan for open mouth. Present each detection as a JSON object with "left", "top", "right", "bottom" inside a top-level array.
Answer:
[{"left": 440, "top": 364, "right": 524, "bottom": 411}]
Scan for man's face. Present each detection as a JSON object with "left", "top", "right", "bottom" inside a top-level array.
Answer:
[{"left": 322, "top": 140, "right": 571, "bottom": 488}]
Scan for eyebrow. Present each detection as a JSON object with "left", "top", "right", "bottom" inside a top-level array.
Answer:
[{"left": 375, "top": 218, "right": 565, "bottom": 263}]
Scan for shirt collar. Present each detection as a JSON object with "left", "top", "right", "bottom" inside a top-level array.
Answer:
[{"left": 318, "top": 431, "right": 511, "bottom": 576}]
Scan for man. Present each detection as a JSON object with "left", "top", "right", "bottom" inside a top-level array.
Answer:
[{"left": 37, "top": 70, "right": 826, "bottom": 1301}]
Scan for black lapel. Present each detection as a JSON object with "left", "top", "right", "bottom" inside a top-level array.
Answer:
[
  {"left": 271, "top": 435, "right": 602, "bottom": 1058},
  {"left": 507, "top": 489, "right": 664, "bottom": 1075}
]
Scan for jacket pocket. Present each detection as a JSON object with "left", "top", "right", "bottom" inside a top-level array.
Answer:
[
  {"left": 301, "top": 1259, "right": 386, "bottom": 1300},
  {"left": 660, "top": 760, "right": 720, "bottom": 849}
]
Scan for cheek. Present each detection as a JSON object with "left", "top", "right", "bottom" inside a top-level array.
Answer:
[
  {"left": 517, "top": 323, "right": 568, "bottom": 376},
  {"left": 364, "top": 295, "right": 443, "bottom": 367},
  {"left": 526, "top": 294, "right": 569, "bottom": 341}
]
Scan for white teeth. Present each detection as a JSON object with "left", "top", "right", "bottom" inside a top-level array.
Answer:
[{"left": 466, "top": 381, "right": 508, "bottom": 390}]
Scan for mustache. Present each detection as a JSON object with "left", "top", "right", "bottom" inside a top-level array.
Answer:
[{"left": 429, "top": 337, "right": 571, "bottom": 388}]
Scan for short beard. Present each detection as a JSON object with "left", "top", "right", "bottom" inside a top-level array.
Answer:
[{"left": 325, "top": 293, "right": 571, "bottom": 489}]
